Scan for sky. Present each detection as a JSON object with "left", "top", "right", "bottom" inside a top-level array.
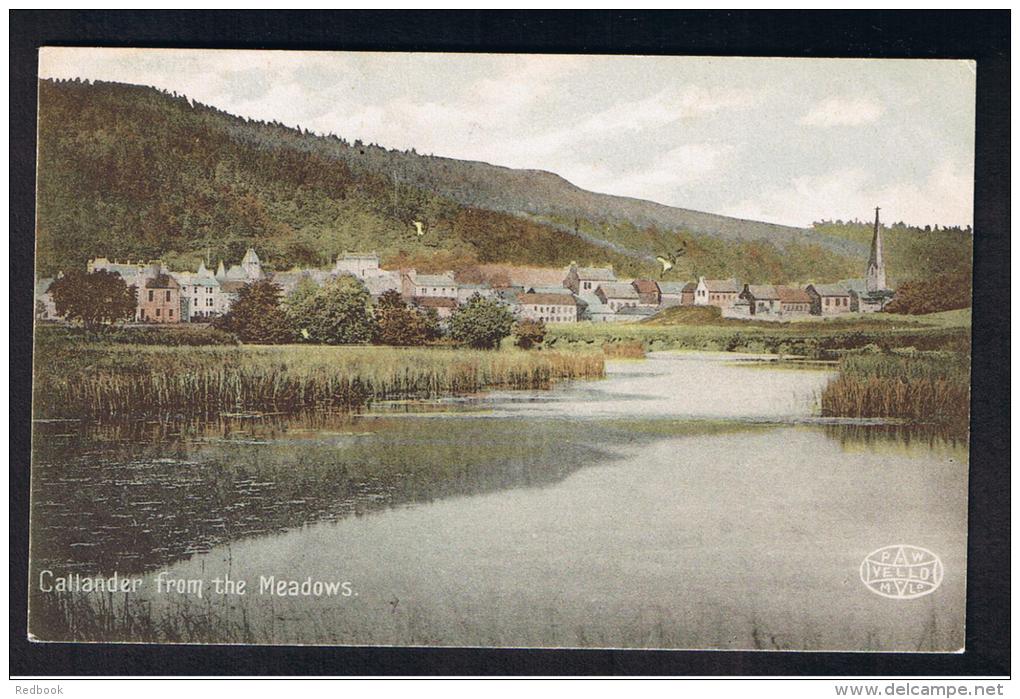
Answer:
[{"left": 39, "top": 48, "right": 976, "bottom": 228}]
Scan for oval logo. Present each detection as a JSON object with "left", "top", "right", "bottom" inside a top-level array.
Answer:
[{"left": 860, "top": 545, "right": 944, "bottom": 599}]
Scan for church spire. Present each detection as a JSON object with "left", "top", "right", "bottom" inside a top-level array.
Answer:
[{"left": 867, "top": 206, "right": 887, "bottom": 292}]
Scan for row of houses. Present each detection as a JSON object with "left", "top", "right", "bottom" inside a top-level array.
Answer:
[{"left": 36, "top": 209, "right": 894, "bottom": 325}]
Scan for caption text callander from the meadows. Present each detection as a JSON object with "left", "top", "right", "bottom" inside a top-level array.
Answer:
[{"left": 37, "top": 571, "right": 355, "bottom": 598}]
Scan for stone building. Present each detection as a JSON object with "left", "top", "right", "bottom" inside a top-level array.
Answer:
[
  {"left": 563, "top": 263, "right": 617, "bottom": 295},
  {"left": 694, "top": 278, "right": 740, "bottom": 308},
  {"left": 516, "top": 292, "right": 579, "bottom": 323}
]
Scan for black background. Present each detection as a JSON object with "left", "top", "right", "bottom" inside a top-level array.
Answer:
[{"left": 9, "top": 10, "right": 1010, "bottom": 677}]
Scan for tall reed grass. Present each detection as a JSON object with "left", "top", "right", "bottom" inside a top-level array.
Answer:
[
  {"left": 821, "top": 352, "right": 970, "bottom": 432},
  {"left": 33, "top": 344, "right": 605, "bottom": 418}
]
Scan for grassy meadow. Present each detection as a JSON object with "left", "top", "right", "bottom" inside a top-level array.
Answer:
[{"left": 545, "top": 308, "right": 971, "bottom": 358}]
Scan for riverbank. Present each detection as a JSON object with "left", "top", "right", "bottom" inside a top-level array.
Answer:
[
  {"left": 32, "top": 342, "right": 605, "bottom": 418},
  {"left": 545, "top": 311, "right": 971, "bottom": 359}
]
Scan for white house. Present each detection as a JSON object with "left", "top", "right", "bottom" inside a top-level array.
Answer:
[{"left": 516, "top": 292, "right": 579, "bottom": 323}]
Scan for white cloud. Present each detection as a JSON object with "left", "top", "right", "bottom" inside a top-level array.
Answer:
[
  {"left": 799, "top": 97, "right": 885, "bottom": 127},
  {"left": 727, "top": 159, "right": 973, "bottom": 228},
  {"left": 568, "top": 143, "right": 734, "bottom": 206}
]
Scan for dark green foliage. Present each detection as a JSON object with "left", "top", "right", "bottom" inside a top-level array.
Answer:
[
  {"left": 372, "top": 290, "right": 441, "bottom": 346},
  {"left": 811, "top": 220, "right": 973, "bottom": 285},
  {"left": 48, "top": 269, "right": 136, "bottom": 329},
  {"left": 513, "top": 319, "right": 546, "bottom": 350},
  {"left": 885, "top": 271, "right": 973, "bottom": 315},
  {"left": 290, "top": 275, "right": 377, "bottom": 345},
  {"left": 215, "top": 280, "right": 294, "bottom": 344},
  {"left": 449, "top": 294, "right": 515, "bottom": 350}
]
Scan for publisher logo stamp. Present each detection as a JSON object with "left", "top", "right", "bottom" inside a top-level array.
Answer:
[{"left": 860, "top": 545, "right": 944, "bottom": 599}]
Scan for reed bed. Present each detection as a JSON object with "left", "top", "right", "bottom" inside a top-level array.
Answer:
[
  {"left": 33, "top": 344, "right": 605, "bottom": 419},
  {"left": 601, "top": 340, "right": 646, "bottom": 359},
  {"left": 821, "top": 352, "right": 970, "bottom": 430}
]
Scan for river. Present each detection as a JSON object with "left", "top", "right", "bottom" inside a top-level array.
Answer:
[{"left": 29, "top": 352, "right": 968, "bottom": 650}]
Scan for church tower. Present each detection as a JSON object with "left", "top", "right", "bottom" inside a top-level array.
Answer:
[{"left": 866, "top": 206, "right": 887, "bottom": 292}]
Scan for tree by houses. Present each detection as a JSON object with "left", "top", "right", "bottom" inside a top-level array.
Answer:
[
  {"left": 512, "top": 319, "right": 547, "bottom": 350},
  {"left": 48, "top": 269, "right": 136, "bottom": 329},
  {"left": 215, "top": 279, "right": 294, "bottom": 344},
  {"left": 373, "top": 289, "right": 442, "bottom": 346},
  {"left": 289, "top": 275, "right": 377, "bottom": 345},
  {"left": 884, "top": 271, "right": 972, "bottom": 315},
  {"left": 449, "top": 294, "right": 515, "bottom": 350}
]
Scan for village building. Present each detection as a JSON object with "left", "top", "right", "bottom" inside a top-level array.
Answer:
[
  {"left": 516, "top": 292, "right": 579, "bottom": 323},
  {"left": 215, "top": 248, "right": 263, "bottom": 284},
  {"left": 739, "top": 285, "right": 780, "bottom": 316},
  {"left": 681, "top": 282, "right": 697, "bottom": 306},
  {"left": 845, "top": 208, "right": 895, "bottom": 312},
  {"left": 595, "top": 282, "right": 640, "bottom": 312},
  {"left": 721, "top": 299, "right": 753, "bottom": 319},
  {"left": 457, "top": 284, "right": 499, "bottom": 304},
  {"left": 175, "top": 262, "right": 230, "bottom": 320},
  {"left": 694, "top": 278, "right": 741, "bottom": 308},
  {"left": 333, "top": 251, "right": 381, "bottom": 278},
  {"left": 410, "top": 296, "right": 458, "bottom": 319},
  {"left": 34, "top": 277, "right": 58, "bottom": 320},
  {"left": 806, "top": 283, "right": 852, "bottom": 316},
  {"left": 563, "top": 263, "right": 617, "bottom": 295},
  {"left": 617, "top": 306, "right": 657, "bottom": 321},
  {"left": 402, "top": 271, "right": 458, "bottom": 300},
  {"left": 576, "top": 293, "right": 615, "bottom": 322},
  {"left": 776, "top": 286, "right": 812, "bottom": 316},
  {"left": 657, "top": 281, "right": 687, "bottom": 307},
  {"left": 631, "top": 279, "right": 661, "bottom": 306},
  {"left": 138, "top": 273, "right": 182, "bottom": 323}
]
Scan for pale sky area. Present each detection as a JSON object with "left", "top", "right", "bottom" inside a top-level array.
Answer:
[{"left": 39, "top": 48, "right": 976, "bottom": 228}]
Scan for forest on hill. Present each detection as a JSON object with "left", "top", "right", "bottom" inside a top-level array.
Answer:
[{"left": 35, "top": 79, "right": 971, "bottom": 290}]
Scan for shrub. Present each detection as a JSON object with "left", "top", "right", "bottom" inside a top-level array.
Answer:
[
  {"left": 513, "top": 319, "right": 546, "bottom": 350},
  {"left": 449, "top": 294, "right": 515, "bottom": 350},
  {"left": 214, "top": 279, "right": 295, "bottom": 344},
  {"left": 48, "top": 269, "right": 137, "bottom": 329},
  {"left": 288, "top": 275, "right": 376, "bottom": 345},
  {"left": 373, "top": 290, "right": 442, "bottom": 346}
]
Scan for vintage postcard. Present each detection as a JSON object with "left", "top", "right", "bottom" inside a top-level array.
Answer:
[{"left": 29, "top": 49, "right": 975, "bottom": 650}]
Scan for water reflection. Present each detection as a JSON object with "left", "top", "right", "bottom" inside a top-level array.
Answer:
[{"left": 29, "top": 353, "right": 970, "bottom": 649}]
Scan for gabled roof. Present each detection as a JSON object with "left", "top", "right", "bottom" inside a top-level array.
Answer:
[
  {"left": 839, "top": 278, "right": 869, "bottom": 294},
  {"left": 776, "top": 286, "right": 812, "bottom": 304},
  {"left": 578, "top": 293, "right": 612, "bottom": 313},
  {"left": 574, "top": 266, "right": 616, "bottom": 281},
  {"left": 631, "top": 279, "right": 660, "bottom": 295},
  {"left": 519, "top": 293, "right": 578, "bottom": 306},
  {"left": 808, "top": 283, "right": 851, "bottom": 297},
  {"left": 597, "top": 282, "right": 640, "bottom": 299},
  {"left": 744, "top": 284, "right": 779, "bottom": 300},
  {"left": 656, "top": 281, "right": 688, "bottom": 294},
  {"left": 527, "top": 285, "right": 571, "bottom": 294},
  {"left": 701, "top": 278, "right": 740, "bottom": 293},
  {"left": 411, "top": 273, "right": 456, "bottom": 287}
]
